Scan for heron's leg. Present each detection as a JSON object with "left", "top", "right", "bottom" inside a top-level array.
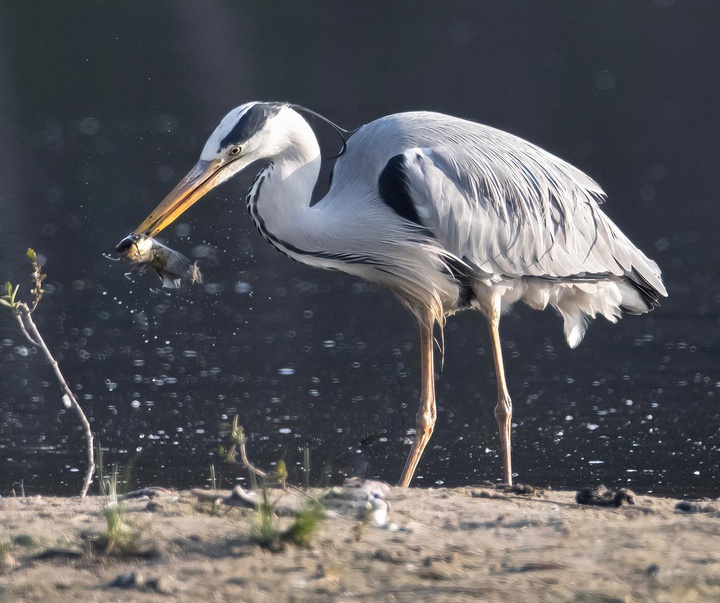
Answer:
[
  {"left": 487, "top": 298, "right": 513, "bottom": 485},
  {"left": 398, "top": 317, "right": 436, "bottom": 487}
]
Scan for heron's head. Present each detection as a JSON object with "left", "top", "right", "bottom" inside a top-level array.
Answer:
[{"left": 134, "top": 101, "right": 308, "bottom": 237}]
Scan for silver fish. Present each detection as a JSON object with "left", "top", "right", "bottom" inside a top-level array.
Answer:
[{"left": 115, "top": 233, "right": 202, "bottom": 288}]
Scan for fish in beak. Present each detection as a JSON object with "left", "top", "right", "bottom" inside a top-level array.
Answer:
[
  {"left": 115, "top": 233, "right": 202, "bottom": 288},
  {"left": 113, "top": 159, "right": 228, "bottom": 287}
]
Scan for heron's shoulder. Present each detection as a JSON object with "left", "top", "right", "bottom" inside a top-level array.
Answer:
[
  {"left": 340, "top": 111, "right": 476, "bottom": 172},
  {"left": 355, "top": 111, "right": 479, "bottom": 136},
  {"left": 349, "top": 111, "right": 540, "bottom": 158}
]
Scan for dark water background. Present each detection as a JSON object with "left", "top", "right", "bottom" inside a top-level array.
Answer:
[{"left": 1, "top": 1, "right": 718, "bottom": 498}]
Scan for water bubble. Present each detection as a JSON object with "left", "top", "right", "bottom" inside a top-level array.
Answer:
[
  {"left": 594, "top": 69, "right": 616, "bottom": 91},
  {"left": 654, "top": 238, "right": 669, "bottom": 252},
  {"left": 156, "top": 165, "right": 176, "bottom": 182},
  {"left": 640, "top": 184, "right": 655, "bottom": 201},
  {"left": 78, "top": 117, "right": 100, "bottom": 135},
  {"left": 192, "top": 244, "right": 217, "bottom": 260},
  {"left": 234, "top": 281, "right": 253, "bottom": 294},
  {"left": 176, "top": 222, "right": 192, "bottom": 237},
  {"left": 278, "top": 367, "right": 295, "bottom": 376}
]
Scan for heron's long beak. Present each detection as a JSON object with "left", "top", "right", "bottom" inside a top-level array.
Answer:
[{"left": 135, "top": 159, "right": 224, "bottom": 237}]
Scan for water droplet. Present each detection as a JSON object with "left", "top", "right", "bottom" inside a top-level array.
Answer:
[{"left": 234, "top": 281, "right": 253, "bottom": 294}]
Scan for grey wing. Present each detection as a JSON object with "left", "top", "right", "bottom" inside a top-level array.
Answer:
[{"left": 397, "top": 144, "right": 667, "bottom": 307}]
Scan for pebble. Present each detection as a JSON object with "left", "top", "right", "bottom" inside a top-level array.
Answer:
[{"left": 675, "top": 501, "right": 720, "bottom": 514}]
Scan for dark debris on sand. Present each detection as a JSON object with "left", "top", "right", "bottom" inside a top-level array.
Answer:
[{"left": 576, "top": 485, "right": 636, "bottom": 507}]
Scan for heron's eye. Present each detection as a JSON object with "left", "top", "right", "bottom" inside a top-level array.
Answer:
[{"left": 229, "top": 146, "right": 242, "bottom": 156}]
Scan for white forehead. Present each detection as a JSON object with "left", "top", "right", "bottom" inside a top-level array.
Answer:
[{"left": 200, "top": 102, "right": 259, "bottom": 160}]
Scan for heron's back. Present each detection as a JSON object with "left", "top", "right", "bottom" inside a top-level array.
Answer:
[{"left": 327, "top": 111, "right": 666, "bottom": 345}]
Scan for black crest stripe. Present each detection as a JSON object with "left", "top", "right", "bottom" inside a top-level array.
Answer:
[{"left": 219, "top": 102, "right": 285, "bottom": 150}]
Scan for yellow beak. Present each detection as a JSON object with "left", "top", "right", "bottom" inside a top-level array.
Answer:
[{"left": 135, "top": 159, "right": 224, "bottom": 237}]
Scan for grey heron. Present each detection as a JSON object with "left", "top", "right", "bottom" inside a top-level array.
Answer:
[{"left": 127, "top": 102, "right": 667, "bottom": 487}]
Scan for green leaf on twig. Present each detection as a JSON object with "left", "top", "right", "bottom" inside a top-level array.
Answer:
[{"left": 1, "top": 281, "right": 20, "bottom": 313}]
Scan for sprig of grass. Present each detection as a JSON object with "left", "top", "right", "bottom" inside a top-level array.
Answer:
[
  {"left": 285, "top": 502, "right": 325, "bottom": 547},
  {"left": 100, "top": 464, "right": 137, "bottom": 555},
  {"left": 253, "top": 488, "right": 279, "bottom": 550},
  {"left": 209, "top": 463, "right": 217, "bottom": 489},
  {"left": 220, "top": 416, "right": 325, "bottom": 550}
]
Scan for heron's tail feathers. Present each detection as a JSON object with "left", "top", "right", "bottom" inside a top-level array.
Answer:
[
  {"left": 549, "top": 271, "right": 664, "bottom": 348},
  {"left": 619, "top": 267, "right": 666, "bottom": 314}
]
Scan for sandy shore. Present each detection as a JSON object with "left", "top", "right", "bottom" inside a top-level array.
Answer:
[{"left": 1, "top": 483, "right": 719, "bottom": 602}]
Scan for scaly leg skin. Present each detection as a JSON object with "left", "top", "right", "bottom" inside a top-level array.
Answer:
[
  {"left": 398, "top": 317, "right": 436, "bottom": 487},
  {"left": 487, "top": 297, "right": 513, "bottom": 486}
]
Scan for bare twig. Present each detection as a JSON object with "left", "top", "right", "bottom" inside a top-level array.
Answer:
[
  {"left": 237, "top": 425, "right": 268, "bottom": 480},
  {"left": 224, "top": 415, "right": 268, "bottom": 479},
  {"left": 13, "top": 312, "right": 39, "bottom": 346},
  {"left": 3, "top": 250, "right": 95, "bottom": 498},
  {"left": 17, "top": 303, "right": 95, "bottom": 497}
]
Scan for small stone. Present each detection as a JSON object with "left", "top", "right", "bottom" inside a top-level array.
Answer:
[
  {"left": 372, "top": 548, "right": 403, "bottom": 564},
  {"left": 145, "top": 575, "right": 178, "bottom": 595},
  {"left": 111, "top": 572, "right": 144, "bottom": 589},
  {"left": 576, "top": 485, "right": 635, "bottom": 507},
  {"left": 146, "top": 500, "right": 163, "bottom": 512},
  {"left": 417, "top": 567, "right": 451, "bottom": 580},
  {"left": 509, "top": 483, "right": 537, "bottom": 495},
  {"left": 675, "top": 501, "right": 720, "bottom": 514},
  {"left": 13, "top": 534, "right": 36, "bottom": 547},
  {"left": 645, "top": 563, "right": 660, "bottom": 578},
  {"left": 471, "top": 488, "right": 507, "bottom": 499}
]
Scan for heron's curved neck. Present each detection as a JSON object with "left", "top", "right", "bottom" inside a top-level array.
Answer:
[{"left": 246, "top": 125, "right": 328, "bottom": 261}]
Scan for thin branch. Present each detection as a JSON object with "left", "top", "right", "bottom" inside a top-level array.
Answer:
[
  {"left": 238, "top": 429, "right": 268, "bottom": 480},
  {"left": 14, "top": 312, "right": 39, "bottom": 346},
  {"left": 16, "top": 301, "right": 95, "bottom": 498}
]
